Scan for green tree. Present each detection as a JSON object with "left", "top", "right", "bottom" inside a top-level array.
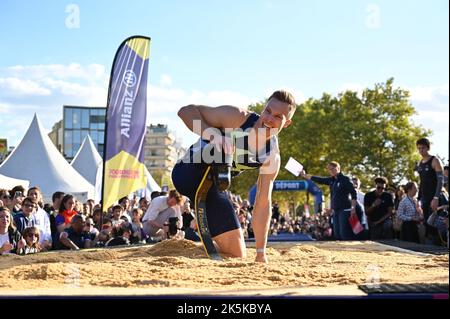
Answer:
[{"left": 327, "top": 78, "right": 429, "bottom": 189}]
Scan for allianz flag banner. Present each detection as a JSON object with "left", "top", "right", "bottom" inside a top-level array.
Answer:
[{"left": 102, "top": 36, "right": 151, "bottom": 210}]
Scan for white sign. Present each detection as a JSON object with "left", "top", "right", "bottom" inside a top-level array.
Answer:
[{"left": 284, "top": 157, "right": 304, "bottom": 177}]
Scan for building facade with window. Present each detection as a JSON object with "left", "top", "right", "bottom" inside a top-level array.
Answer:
[
  {"left": 144, "top": 124, "right": 180, "bottom": 179},
  {"left": 49, "top": 106, "right": 106, "bottom": 161}
]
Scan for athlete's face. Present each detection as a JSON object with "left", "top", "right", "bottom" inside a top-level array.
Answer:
[
  {"left": 417, "top": 144, "right": 429, "bottom": 157},
  {"left": 259, "top": 98, "right": 292, "bottom": 137}
]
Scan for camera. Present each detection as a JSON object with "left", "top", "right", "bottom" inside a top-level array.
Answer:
[
  {"left": 165, "top": 217, "right": 179, "bottom": 238},
  {"left": 204, "top": 143, "right": 233, "bottom": 192},
  {"left": 213, "top": 164, "right": 231, "bottom": 192},
  {"left": 212, "top": 153, "right": 233, "bottom": 192}
]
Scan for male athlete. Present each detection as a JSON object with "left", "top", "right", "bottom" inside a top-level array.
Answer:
[{"left": 172, "top": 90, "right": 296, "bottom": 263}]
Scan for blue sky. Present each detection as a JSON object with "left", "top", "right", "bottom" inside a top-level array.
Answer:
[{"left": 0, "top": 0, "right": 448, "bottom": 160}]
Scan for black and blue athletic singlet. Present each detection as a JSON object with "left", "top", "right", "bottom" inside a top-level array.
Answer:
[
  {"left": 171, "top": 113, "right": 277, "bottom": 237},
  {"left": 416, "top": 156, "right": 437, "bottom": 203}
]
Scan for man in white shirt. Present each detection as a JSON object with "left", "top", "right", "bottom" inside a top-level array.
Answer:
[{"left": 142, "top": 190, "right": 183, "bottom": 239}]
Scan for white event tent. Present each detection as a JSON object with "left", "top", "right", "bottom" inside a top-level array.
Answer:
[
  {"left": 71, "top": 135, "right": 102, "bottom": 186},
  {"left": 0, "top": 114, "right": 95, "bottom": 202}
]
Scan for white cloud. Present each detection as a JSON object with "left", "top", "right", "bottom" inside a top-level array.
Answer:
[
  {"left": 409, "top": 84, "right": 449, "bottom": 159},
  {"left": 0, "top": 63, "right": 108, "bottom": 107},
  {"left": 409, "top": 83, "right": 448, "bottom": 100},
  {"left": 0, "top": 77, "right": 51, "bottom": 96},
  {"left": 413, "top": 111, "right": 449, "bottom": 124},
  {"left": 6, "top": 63, "right": 108, "bottom": 83},
  {"left": 0, "top": 63, "right": 110, "bottom": 148},
  {"left": 0, "top": 102, "right": 9, "bottom": 113},
  {"left": 408, "top": 83, "right": 449, "bottom": 112},
  {"left": 39, "top": 78, "right": 107, "bottom": 105}
]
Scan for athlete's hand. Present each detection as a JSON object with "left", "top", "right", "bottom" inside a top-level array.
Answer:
[
  {"left": 210, "top": 133, "right": 233, "bottom": 155},
  {"left": 255, "top": 252, "right": 268, "bottom": 263}
]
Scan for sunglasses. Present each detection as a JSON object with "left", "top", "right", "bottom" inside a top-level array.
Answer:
[
  {"left": 376, "top": 185, "right": 385, "bottom": 190},
  {"left": 23, "top": 204, "right": 37, "bottom": 208},
  {"left": 27, "top": 233, "right": 38, "bottom": 238}
]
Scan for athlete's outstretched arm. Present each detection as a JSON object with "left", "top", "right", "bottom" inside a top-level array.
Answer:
[{"left": 252, "top": 154, "right": 281, "bottom": 263}]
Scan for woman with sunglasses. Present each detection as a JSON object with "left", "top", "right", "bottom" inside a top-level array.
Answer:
[{"left": 18, "top": 226, "right": 41, "bottom": 255}]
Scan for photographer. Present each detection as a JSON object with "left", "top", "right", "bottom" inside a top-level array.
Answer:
[
  {"left": 142, "top": 190, "right": 183, "bottom": 240},
  {"left": 181, "top": 200, "right": 200, "bottom": 242}
]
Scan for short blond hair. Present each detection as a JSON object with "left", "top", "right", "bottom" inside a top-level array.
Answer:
[
  {"left": 268, "top": 90, "right": 297, "bottom": 118},
  {"left": 327, "top": 161, "right": 340, "bottom": 170}
]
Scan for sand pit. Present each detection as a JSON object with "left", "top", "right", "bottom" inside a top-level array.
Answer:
[{"left": 0, "top": 239, "right": 448, "bottom": 296}]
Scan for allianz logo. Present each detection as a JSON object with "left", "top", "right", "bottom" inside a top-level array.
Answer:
[{"left": 123, "top": 70, "right": 137, "bottom": 87}]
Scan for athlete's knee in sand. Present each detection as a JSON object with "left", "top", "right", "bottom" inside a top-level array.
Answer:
[{"left": 213, "top": 228, "right": 247, "bottom": 258}]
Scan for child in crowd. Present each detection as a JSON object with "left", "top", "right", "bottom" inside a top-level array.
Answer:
[{"left": 18, "top": 226, "right": 41, "bottom": 255}]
